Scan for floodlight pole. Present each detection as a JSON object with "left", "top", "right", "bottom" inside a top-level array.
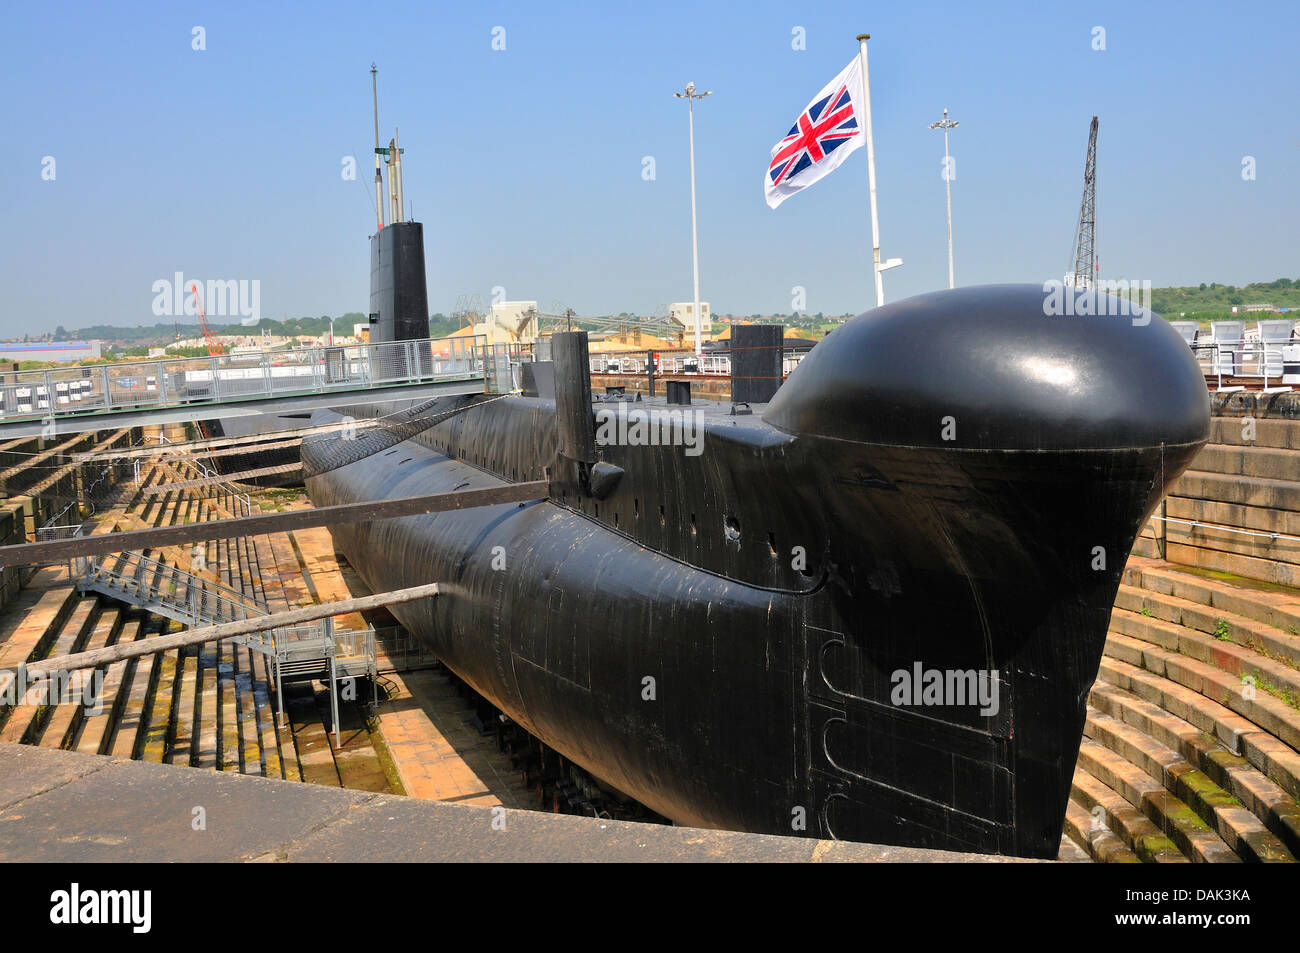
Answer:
[{"left": 930, "top": 108, "right": 959, "bottom": 289}]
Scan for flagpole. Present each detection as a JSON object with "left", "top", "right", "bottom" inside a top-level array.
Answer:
[
  {"left": 856, "top": 33, "right": 884, "bottom": 307},
  {"left": 675, "top": 82, "right": 712, "bottom": 356}
]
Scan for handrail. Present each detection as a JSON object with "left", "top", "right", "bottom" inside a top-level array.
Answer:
[
  {"left": 72, "top": 547, "right": 374, "bottom": 699},
  {"left": 36, "top": 520, "right": 83, "bottom": 542},
  {"left": 78, "top": 549, "right": 268, "bottom": 615},
  {"left": 1147, "top": 514, "right": 1300, "bottom": 546},
  {"left": 146, "top": 433, "right": 254, "bottom": 516},
  {"left": 168, "top": 452, "right": 252, "bottom": 516},
  {"left": 0, "top": 334, "right": 489, "bottom": 422},
  {"left": 1186, "top": 339, "right": 1296, "bottom": 389}
]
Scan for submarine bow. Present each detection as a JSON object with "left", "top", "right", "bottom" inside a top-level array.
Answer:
[{"left": 303, "top": 283, "right": 1209, "bottom": 857}]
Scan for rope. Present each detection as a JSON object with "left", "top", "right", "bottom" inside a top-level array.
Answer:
[{"left": 300, "top": 393, "right": 512, "bottom": 479}]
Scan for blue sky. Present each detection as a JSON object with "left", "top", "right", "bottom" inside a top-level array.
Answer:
[{"left": 1, "top": 0, "right": 1296, "bottom": 336}]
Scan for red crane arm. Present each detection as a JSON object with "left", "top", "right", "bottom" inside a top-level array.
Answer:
[{"left": 190, "top": 283, "right": 225, "bottom": 357}]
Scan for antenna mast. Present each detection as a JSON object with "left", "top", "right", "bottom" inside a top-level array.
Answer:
[
  {"left": 1068, "top": 116, "right": 1099, "bottom": 289},
  {"left": 387, "top": 130, "right": 403, "bottom": 225},
  {"left": 393, "top": 127, "right": 404, "bottom": 224},
  {"left": 371, "top": 64, "right": 385, "bottom": 232}
]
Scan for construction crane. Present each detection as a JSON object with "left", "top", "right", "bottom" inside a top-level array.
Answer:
[
  {"left": 190, "top": 283, "right": 225, "bottom": 356},
  {"left": 1067, "top": 116, "right": 1099, "bottom": 290}
]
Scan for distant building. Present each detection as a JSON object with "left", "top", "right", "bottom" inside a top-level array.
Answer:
[
  {"left": 669, "top": 302, "right": 711, "bottom": 329},
  {"left": 487, "top": 300, "right": 540, "bottom": 344},
  {"left": 0, "top": 340, "right": 101, "bottom": 363},
  {"left": 1243, "top": 304, "right": 1276, "bottom": 313},
  {"left": 450, "top": 300, "right": 541, "bottom": 346}
]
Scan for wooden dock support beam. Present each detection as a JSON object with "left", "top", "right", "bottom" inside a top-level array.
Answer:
[
  {"left": 22, "top": 582, "right": 443, "bottom": 676},
  {"left": 0, "top": 481, "right": 549, "bottom": 567}
]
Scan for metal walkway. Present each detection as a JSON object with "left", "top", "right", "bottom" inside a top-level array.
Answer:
[
  {"left": 0, "top": 335, "right": 505, "bottom": 438},
  {"left": 71, "top": 547, "right": 377, "bottom": 735}
]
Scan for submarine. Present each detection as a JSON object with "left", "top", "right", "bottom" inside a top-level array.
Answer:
[{"left": 302, "top": 280, "right": 1210, "bottom": 858}]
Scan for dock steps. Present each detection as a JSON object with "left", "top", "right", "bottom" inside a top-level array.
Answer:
[
  {"left": 1, "top": 445, "right": 387, "bottom": 793},
  {"left": 1067, "top": 556, "right": 1300, "bottom": 863}
]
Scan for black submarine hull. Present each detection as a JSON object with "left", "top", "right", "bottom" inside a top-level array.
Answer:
[{"left": 303, "top": 285, "right": 1210, "bottom": 856}]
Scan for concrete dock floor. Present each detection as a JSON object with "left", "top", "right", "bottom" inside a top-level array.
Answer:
[{"left": 0, "top": 743, "right": 1029, "bottom": 862}]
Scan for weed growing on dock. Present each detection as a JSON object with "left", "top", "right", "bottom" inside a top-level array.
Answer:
[
  {"left": 1214, "top": 619, "right": 1231, "bottom": 641},
  {"left": 1251, "top": 669, "right": 1299, "bottom": 710},
  {"left": 254, "top": 487, "right": 305, "bottom": 514},
  {"left": 1247, "top": 641, "right": 1298, "bottom": 673}
]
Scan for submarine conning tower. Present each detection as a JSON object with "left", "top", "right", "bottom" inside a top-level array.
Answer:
[
  {"left": 366, "top": 69, "right": 428, "bottom": 347},
  {"left": 368, "top": 221, "right": 429, "bottom": 345}
]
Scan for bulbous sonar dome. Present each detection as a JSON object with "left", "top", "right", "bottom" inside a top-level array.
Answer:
[{"left": 762, "top": 284, "right": 1210, "bottom": 452}]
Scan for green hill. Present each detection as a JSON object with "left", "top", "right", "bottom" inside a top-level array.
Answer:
[{"left": 1151, "top": 278, "right": 1300, "bottom": 317}]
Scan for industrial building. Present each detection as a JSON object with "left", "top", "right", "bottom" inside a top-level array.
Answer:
[{"left": 0, "top": 341, "right": 101, "bottom": 363}]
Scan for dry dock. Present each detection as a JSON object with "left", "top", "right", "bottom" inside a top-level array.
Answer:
[{"left": 1, "top": 393, "right": 1299, "bottom": 862}]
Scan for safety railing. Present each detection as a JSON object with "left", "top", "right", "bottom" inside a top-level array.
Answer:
[
  {"left": 77, "top": 550, "right": 376, "bottom": 672},
  {"left": 332, "top": 626, "right": 376, "bottom": 663},
  {"left": 373, "top": 624, "right": 439, "bottom": 672},
  {"left": 71, "top": 547, "right": 378, "bottom": 735},
  {"left": 588, "top": 346, "right": 810, "bottom": 379},
  {"left": 241, "top": 620, "right": 378, "bottom": 732},
  {"left": 73, "top": 549, "right": 268, "bottom": 626},
  {"left": 480, "top": 342, "right": 529, "bottom": 394},
  {"left": 165, "top": 445, "right": 252, "bottom": 516},
  {"left": 36, "top": 520, "right": 84, "bottom": 542},
  {"left": 1148, "top": 514, "right": 1300, "bottom": 546},
  {"left": 241, "top": 624, "right": 325, "bottom": 666},
  {"left": 0, "top": 335, "right": 488, "bottom": 421},
  {"left": 1187, "top": 339, "right": 1299, "bottom": 390},
  {"left": 235, "top": 623, "right": 374, "bottom": 676}
]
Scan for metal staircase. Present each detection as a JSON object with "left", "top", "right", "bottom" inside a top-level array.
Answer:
[
  {"left": 70, "top": 548, "right": 377, "bottom": 734},
  {"left": 151, "top": 435, "right": 253, "bottom": 516},
  {"left": 75, "top": 550, "right": 264, "bottom": 628}
]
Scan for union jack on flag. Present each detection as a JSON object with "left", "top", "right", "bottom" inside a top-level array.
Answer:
[{"left": 764, "top": 57, "right": 866, "bottom": 209}]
